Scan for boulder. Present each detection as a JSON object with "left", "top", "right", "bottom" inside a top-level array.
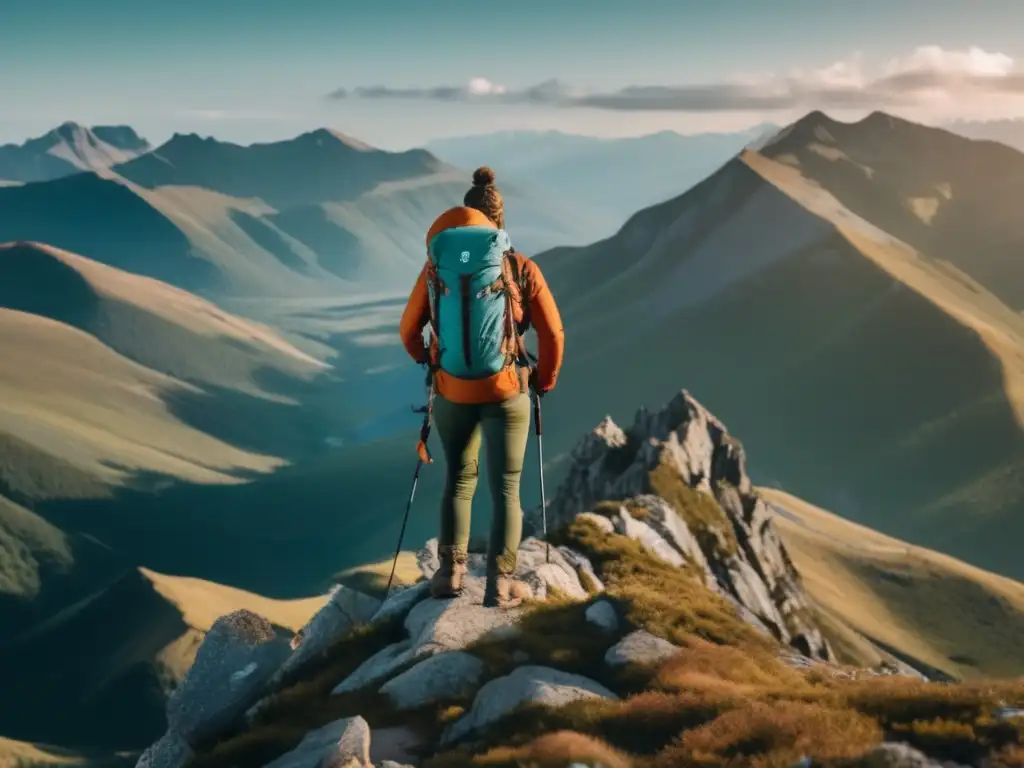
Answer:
[
  {"left": 558, "top": 545, "right": 606, "bottom": 592},
  {"left": 585, "top": 600, "right": 619, "bottom": 632},
  {"left": 441, "top": 665, "right": 618, "bottom": 746},
  {"left": 273, "top": 585, "right": 381, "bottom": 684},
  {"left": 631, "top": 494, "right": 712, "bottom": 579},
  {"left": 844, "top": 742, "right": 961, "bottom": 767},
  {"left": 334, "top": 578, "right": 520, "bottom": 696},
  {"left": 332, "top": 641, "right": 414, "bottom": 695},
  {"left": 379, "top": 651, "right": 484, "bottom": 710},
  {"left": 134, "top": 731, "right": 193, "bottom": 768},
  {"left": 611, "top": 508, "right": 686, "bottom": 567},
  {"left": 605, "top": 630, "right": 679, "bottom": 669},
  {"left": 403, "top": 576, "right": 523, "bottom": 656},
  {"left": 263, "top": 716, "right": 371, "bottom": 768},
  {"left": 576, "top": 512, "right": 615, "bottom": 534},
  {"left": 166, "top": 610, "right": 290, "bottom": 745},
  {"left": 369, "top": 581, "right": 430, "bottom": 626}
]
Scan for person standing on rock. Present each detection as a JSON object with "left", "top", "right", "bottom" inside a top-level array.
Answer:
[{"left": 399, "top": 167, "right": 565, "bottom": 609}]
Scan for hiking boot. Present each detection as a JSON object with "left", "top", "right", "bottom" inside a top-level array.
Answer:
[
  {"left": 483, "top": 572, "right": 531, "bottom": 609},
  {"left": 430, "top": 545, "right": 467, "bottom": 599}
]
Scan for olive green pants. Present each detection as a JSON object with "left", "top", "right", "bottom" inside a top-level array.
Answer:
[{"left": 432, "top": 392, "right": 531, "bottom": 574}]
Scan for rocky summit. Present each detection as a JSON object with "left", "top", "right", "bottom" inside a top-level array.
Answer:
[{"left": 134, "top": 390, "right": 1023, "bottom": 768}]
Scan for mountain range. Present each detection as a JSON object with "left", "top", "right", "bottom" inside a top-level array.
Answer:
[
  {"left": 0, "top": 122, "right": 151, "bottom": 184},
  {"left": 2, "top": 110, "right": 1024, "bottom": 762},
  {"left": 426, "top": 123, "right": 779, "bottom": 233},
  {"left": 0, "top": 129, "right": 599, "bottom": 300}
]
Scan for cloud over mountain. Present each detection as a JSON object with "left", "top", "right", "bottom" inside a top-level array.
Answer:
[{"left": 329, "top": 46, "right": 1024, "bottom": 114}]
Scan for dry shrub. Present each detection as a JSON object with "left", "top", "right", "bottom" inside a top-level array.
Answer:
[
  {"left": 480, "top": 730, "right": 634, "bottom": 768},
  {"left": 838, "top": 677, "right": 1005, "bottom": 726},
  {"left": 891, "top": 718, "right": 979, "bottom": 763},
  {"left": 655, "top": 700, "right": 882, "bottom": 768},
  {"left": 655, "top": 636, "right": 809, "bottom": 696}
]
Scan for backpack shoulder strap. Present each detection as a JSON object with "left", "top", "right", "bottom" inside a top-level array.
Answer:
[{"left": 506, "top": 251, "right": 532, "bottom": 334}]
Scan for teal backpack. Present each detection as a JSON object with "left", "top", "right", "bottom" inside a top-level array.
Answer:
[{"left": 426, "top": 225, "right": 528, "bottom": 379}]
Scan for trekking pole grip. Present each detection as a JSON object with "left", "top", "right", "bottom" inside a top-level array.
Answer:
[{"left": 533, "top": 392, "right": 543, "bottom": 436}]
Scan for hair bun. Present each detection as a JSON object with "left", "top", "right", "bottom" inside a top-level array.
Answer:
[{"left": 472, "top": 166, "right": 496, "bottom": 187}]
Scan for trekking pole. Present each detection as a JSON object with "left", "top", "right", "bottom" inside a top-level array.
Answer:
[
  {"left": 533, "top": 389, "right": 549, "bottom": 564},
  {"left": 385, "top": 369, "right": 434, "bottom": 599}
]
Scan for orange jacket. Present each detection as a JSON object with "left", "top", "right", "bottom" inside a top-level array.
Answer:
[{"left": 399, "top": 206, "right": 565, "bottom": 405}]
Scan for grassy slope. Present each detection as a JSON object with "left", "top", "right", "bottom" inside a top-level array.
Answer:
[
  {"left": 761, "top": 111, "right": 1024, "bottom": 311},
  {"left": 527, "top": 134, "right": 1024, "bottom": 581},
  {"left": 0, "top": 737, "right": 133, "bottom": 768},
  {"left": 765, "top": 488, "right": 1024, "bottom": 681}
]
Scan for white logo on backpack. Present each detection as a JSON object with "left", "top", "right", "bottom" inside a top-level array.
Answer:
[{"left": 460, "top": 251, "right": 471, "bottom": 263}]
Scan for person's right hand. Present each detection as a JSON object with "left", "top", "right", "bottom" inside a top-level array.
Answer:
[{"left": 528, "top": 368, "right": 549, "bottom": 397}]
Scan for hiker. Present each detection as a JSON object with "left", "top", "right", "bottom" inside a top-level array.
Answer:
[{"left": 399, "top": 167, "right": 565, "bottom": 609}]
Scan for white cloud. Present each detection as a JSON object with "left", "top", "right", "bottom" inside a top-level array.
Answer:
[{"left": 327, "top": 46, "right": 1024, "bottom": 119}]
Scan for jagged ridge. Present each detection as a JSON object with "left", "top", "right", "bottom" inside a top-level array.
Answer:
[{"left": 125, "top": 388, "right": 1024, "bottom": 768}]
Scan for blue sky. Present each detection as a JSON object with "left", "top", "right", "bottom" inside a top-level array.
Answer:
[{"left": 4, "top": 0, "right": 1024, "bottom": 149}]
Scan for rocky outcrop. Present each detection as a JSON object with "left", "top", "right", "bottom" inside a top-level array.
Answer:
[
  {"left": 137, "top": 610, "right": 290, "bottom": 768},
  {"left": 439, "top": 666, "right": 618, "bottom": 747},
  {"left": 135, "top": 390, "right": 958, "bottom": 768},
  {"left": 274, "top": 585, "right": 381, "bottom": 685},
  {"left": 527, "top": 389, "right": 832, "bottom": 661},
  {"left": 604, "top": 630, "right": 680, "bottom": 669},
  {"left": 263, "top": 716, "right": 371, "bottom": 768}
]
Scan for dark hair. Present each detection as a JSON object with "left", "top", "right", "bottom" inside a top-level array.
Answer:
[{"left": 463, "top": 166, "right": 504, "bottom": 229}]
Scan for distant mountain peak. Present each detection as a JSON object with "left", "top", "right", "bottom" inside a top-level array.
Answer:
[
  {"left": 300, "top": 128, "right": 377, "bottom": 152},
  {"left": 0, "top": 122, "right": 152, "bottom": 183},
  {"left": 92, "top": 125, "right": 151, "bottom": 153}
]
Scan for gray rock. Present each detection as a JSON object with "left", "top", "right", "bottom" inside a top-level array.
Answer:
[
  {"left": 723, "top": 557, "right": 781, "bottom": 633},
  {"left": 273, "top": 586, "right": 381, "bottom": 684},
  {"left": 605, "top": 630, "right": 679, "bottom": 668},
  {"left": 613, "top": 508, "right": 686, "bottom": 567},
  {"left": 263, "top": 716, "right": 371, "bottom": 768},
  {"left": 332, "top": 641, "right": 414, "bottom": 695},
  {"left": 370, "top": 725, "right": 422, "bottom": 767},
  {"left": 845, "top": 742, "right": 957, "bottom": 767},
  {"left": 403, "top": 576, "right": 522, "bottom": 657},
  {"left": 379, "top": 651, "right": 484, "bottom": 710},
  {"left": 378, "top": 763, "right": 415, "bottom": 768},
  {"left": 576, "top": 511, "right": 615, "bottom": 534},
  {"left": 584, "top": 600, "right": 619, "bottom": 632},
  {"left": 995, "top": 706, "right": 1024, "bottom": 721},
  {"left": 134, "top": 731, "right": 193, "bottom": 768},
  {"left": 441, "top": 665, "right": 617, "bottom": 746},
  {"left": 513, "top": 537, "right": 587, "bottom": 600},
  {"left": 334, "top": 577, "right": 522, "bottom": 697},
  {"left": 557, "top": 545, "right": 606, "bottom": 592},
  {"left": 631, "top": 494, "right": 712, "bottom": 579},
  {"left": 370, "top": 581, "right": 430, "bottom": 626},
  {"left": 527, "top": 389, "right": 833, "bottom": 662},
  {"left": 165, "top": 610, "right": 290, "bottom": 744}
]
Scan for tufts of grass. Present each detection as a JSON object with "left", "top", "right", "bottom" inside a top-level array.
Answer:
[
  {"left": 654, "top": 636, "right": 810, "bottom": 697},
  {"left": 557, "top": 517, "right": 771, "bottom": 651},
  {"left": 476, "top": 730, "right": 635, "bottom": 768},
  {"left": 648, "top": 457, "right": 739, "bottom": 558},
  {"left": 653, "top": 700, "right": 882, "bottom": 768}
]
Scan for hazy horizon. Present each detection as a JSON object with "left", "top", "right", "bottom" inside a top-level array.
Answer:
[{"left": 5, "top": 0, "right": 1024, "bottom": 149}]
